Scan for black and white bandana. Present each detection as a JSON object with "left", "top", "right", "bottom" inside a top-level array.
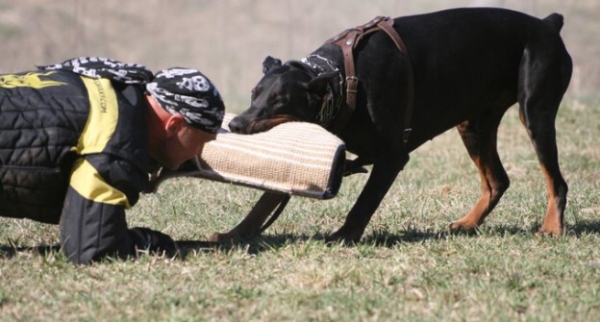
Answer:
[
  {"left": 146, "top": 68, "right": 225, "bottom": 134},
  {"left": 39, "top": 57, "right": 225, "bottom": 134},
  {"left": 38, "top": 56, "right": 154, "bottom": 84}
]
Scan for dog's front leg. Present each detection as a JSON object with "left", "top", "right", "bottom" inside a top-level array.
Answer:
[
  {"left": 208, "top": 191, "right": 287, "bottom": 242},
  {"left": 327, "top": 148, "right": 409, "bottom": 244}
]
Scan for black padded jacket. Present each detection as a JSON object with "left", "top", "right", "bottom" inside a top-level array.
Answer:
[{"left": 0, "top": 70, "right": 154, "bottom": 263}]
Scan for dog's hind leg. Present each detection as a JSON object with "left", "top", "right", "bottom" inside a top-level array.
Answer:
[
  {"left": 449, "top": 107, "right": 511, "bottom": 232},
  {"left": 517, "top": 42, "right": 571, "bottom": 236}
]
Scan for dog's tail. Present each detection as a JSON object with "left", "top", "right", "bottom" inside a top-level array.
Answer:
[{"left": 543, "top": 13, "right": 564, "bottom": 32}]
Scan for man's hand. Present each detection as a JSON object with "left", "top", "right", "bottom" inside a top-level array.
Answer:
[{"left": 130, "top": 227, "right": 179, "bottom": 258}]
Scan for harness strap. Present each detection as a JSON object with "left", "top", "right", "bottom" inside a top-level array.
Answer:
[
  {"left": 326, "top": 16, "right": 415, "bottom": 144},
  {"left": 334, "top": 30, "right": 360, "bottom": 131},
  {"left": 377, "top": 18, "right": 415, "bottom": 143}
]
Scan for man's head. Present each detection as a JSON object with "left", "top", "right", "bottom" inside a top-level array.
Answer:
[{"left": 146, "top": 68, "right": 225, "bottom": 170}]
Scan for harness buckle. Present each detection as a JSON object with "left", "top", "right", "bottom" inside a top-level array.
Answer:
[
  {"left": 403, "top": 128, "right": 412, "bottom": 143},
  {"left": 346, "top": 76, "right": 359, "bottom": 93}
]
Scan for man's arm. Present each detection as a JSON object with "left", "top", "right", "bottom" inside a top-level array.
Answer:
[{"left": 59, "top": 154, "right": 177, "bottom": 265}]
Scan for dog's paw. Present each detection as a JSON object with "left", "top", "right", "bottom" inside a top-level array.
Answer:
[
  {"left": 343, "top": 166, "right": 369, "bottom": 176},
  {"left": 207, "top": 230, "right": 261, "bottom": 243},
  {"left": 446, "top": 223, "right": 479, "bottom": 237},
  {"left": 447, "top": 220, "right": 479, "bottom": 232},
  {"left": 207, "top": 232, "right": 237, "bottom": 243},
  {"left": 535, "top": 226, "right": 563, "bottom": 237},
  {"left": 325, "top": 230, "right": 361, "bottom": 246},
  {"left": 343, "top": 158, "right": 369, "bottom": 176}
]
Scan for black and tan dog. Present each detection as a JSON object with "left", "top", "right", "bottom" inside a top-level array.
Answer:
[{"left": 228, "top": 8, "right": 572, "bottom": 243}]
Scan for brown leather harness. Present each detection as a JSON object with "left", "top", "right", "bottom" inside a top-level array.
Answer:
[{"left": 326, "top": 16, "right": 415, "bottom": 144}]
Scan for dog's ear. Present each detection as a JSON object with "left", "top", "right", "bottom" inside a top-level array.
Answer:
[
  {"left": 262, "top": 56, "right": 282, "bottom": 74},
  {"left": 307, "top": 71, "right": 338, "bottom": 95}
]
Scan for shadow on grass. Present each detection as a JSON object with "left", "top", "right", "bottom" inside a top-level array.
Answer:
[
  {"left": 360, "top": 224, "right": 536, "bottom": 247},
  {"left": 361, "top": 219, "right": 600, "bottom": 247},
  {"left": 176, "top": 233, "right": 319, "bottom": 258},
  {"left": 176, "top": 228, "right": 443, "bottom": 256},
  {"left": 568, "top": 220, "right": 600, "bottom": 236},
  {"left": 3, "top": 220, "right": 600, "bottom": 260},
  {"left": 178, "top": 219, "right": 600, "bottom": 255},
  {"left": 0, "top": 244, "right": 60, "bottom": 259}
]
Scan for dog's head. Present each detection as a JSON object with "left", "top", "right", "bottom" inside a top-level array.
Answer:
[{"left": 229, "top": 56, "right": 338, "bottom": 134}]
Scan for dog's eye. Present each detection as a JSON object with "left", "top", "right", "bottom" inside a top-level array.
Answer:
[{"left": 268, "top": 92, "right": 282, "bottom": 107}]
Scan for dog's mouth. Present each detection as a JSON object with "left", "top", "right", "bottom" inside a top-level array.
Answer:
[{"left": 246, "top": 115, "right": 298, "bottom": 134}]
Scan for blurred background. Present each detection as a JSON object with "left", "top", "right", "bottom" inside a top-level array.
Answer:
[{"left": 0, "top": 0, "right": 597, "bottom": 113}]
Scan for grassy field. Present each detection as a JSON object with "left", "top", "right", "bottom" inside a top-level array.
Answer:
[
  {"left": 1, "top": 99, "right": 599, "bottom": 321},
  {"left": 0, "top": 1, "right": 599, "bottom": 321}
]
